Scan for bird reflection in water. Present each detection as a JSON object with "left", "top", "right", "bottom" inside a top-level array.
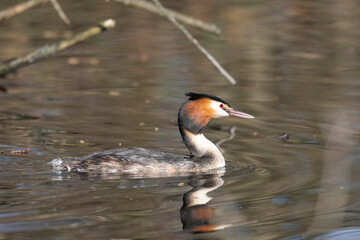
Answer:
[
  {"left": 180, "top": 174, "right": 257, "bottom": 234},
  {"left": 180, "top": 174, "right": 231, "bottom": 233}
]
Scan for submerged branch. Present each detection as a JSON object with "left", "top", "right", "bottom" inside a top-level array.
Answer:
[
  {"left": 215, "top": 126, "right": 237, "bottom": 153},
  {"left": 0, "top": 0, "right": 50, "bottom": 22},
  {"left": 152, "top": 0, "right": 237, "bottom": 85},
  {"left": 113, "top": 0, "right": 221, "bottom": 35},
  {"left": 0, "top": 19, "right": 116, "bottom": 77}
]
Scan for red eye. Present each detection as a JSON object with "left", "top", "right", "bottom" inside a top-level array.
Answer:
[{"left": 219, "top": 104, "right": 224, "bottom": 108}]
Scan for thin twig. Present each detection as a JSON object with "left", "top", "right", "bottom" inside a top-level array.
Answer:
[
  {"left": 50, "top": 0, "right": 71, "bottom": 25},
  {"left": 152, "top": 0, "right": 237, "bottom": 85},
  {"left": 0, "top": 19, "right": 116, "bottom": 77},
  {"left": 0, "top": 0, "right": 50, "bottom": 22},
  {"left": 113, "top": 0, "right": 221, "bottom": 35},
  {"left": 215, "top": 126, "right": 237, "bottom": 153},
  {"left": 0, "top": 0, "right": 70, "bottom": 25}
]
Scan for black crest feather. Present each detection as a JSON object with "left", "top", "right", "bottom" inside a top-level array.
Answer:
[{"left": 185, "top": 92, "right": 230, "bottom": 107}]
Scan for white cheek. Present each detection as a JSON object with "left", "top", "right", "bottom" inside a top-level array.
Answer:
[{"left": 210, "top": 101, "right": 229, "bottom": 118}]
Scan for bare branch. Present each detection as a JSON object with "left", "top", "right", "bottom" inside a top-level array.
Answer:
[
  {"left": 0, "top": 0, "right": 50, "bottom": 22},
  {"left": 152, "top": 0, "right": 237, "bottom": 85},
  {"left": 113, "top": 0, "right": 221, "bottom": 35},
  {"left": 0, "top": 19, "right": 116, "bottom": 77},
  {"left": 0, "top": 0, "right": 70, "bottom": 25},
  {"left": 50, "top": 0, "right": 71, "bottom": 25}
]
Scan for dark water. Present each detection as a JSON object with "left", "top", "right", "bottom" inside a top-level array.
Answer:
[{"left": 0, "top": 0, "right": 360, "bottom": 239}]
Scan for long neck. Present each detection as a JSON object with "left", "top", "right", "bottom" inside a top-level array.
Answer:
[
  {"left": 180, "top": 128, "right": 225, "bottom": 168},
  {"left": 180, "top": 129, "right": 225, "bottom": 168}
]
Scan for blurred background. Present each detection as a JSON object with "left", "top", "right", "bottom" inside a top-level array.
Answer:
[{"left": 0, "top": 0, "right": 359, "bottom": 239}]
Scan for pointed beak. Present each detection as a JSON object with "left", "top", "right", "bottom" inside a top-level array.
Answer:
[{"left": 225, "top": 108, "right": 255, "bottom": 119}]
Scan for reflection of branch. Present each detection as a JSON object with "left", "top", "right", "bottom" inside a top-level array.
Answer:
[
  {"left": 0, "top": 0, "right": 49, "bottom": 22},
  {"left": 0, "top": 19, "right": 116, "bottom": 77},
  {"left": 215, "top": 126, "right": 237, "bottom": 153},
  {"left": 0, "top": 0, "right": 70, "bottom": 25},
  {"left": 307, "top": 112, "right": 356, "bottom": 232},
  {"left": 114, "top": 0, "right": 221, "bottom": 35},
  {"left": 152, "top": 0, "right": 237, "bottom": 85}
]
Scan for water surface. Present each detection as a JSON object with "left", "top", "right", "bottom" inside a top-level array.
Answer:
[{"left": 0, "top": 0, "right": 359, "bottom": 239}]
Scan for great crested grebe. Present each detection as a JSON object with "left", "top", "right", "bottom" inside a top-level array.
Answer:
[{"left": 51, "top": 92, "right": 254, "bottom": 175}]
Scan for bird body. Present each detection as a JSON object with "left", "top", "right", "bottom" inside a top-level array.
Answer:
[{"left": 51, "top": 92, "right": 254, "bottom": 176}]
